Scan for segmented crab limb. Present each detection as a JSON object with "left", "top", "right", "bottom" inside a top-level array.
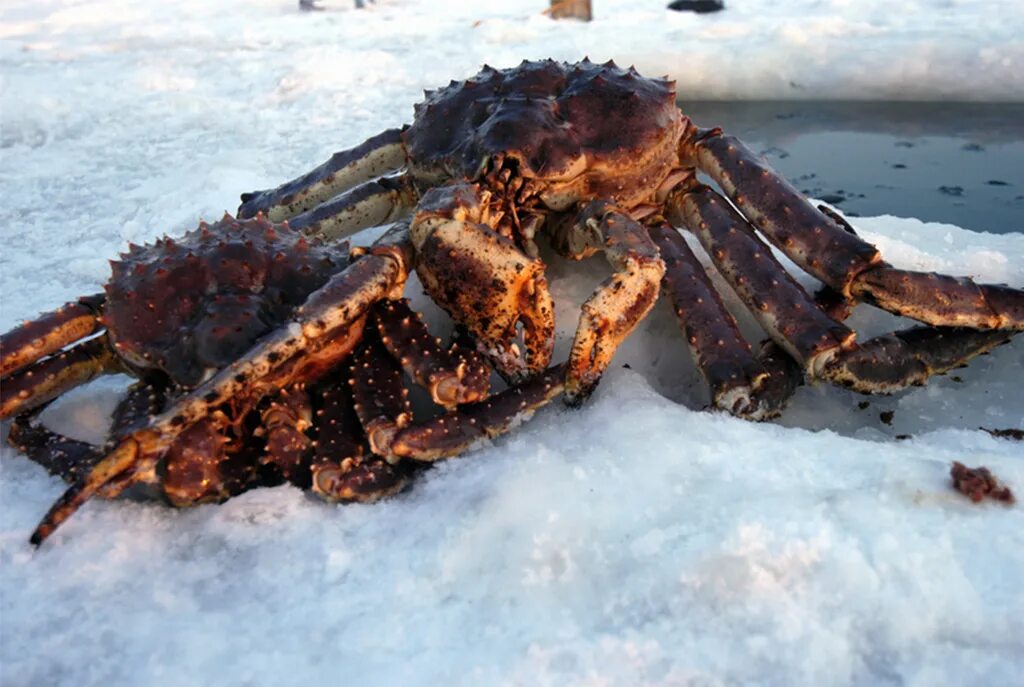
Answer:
[
  {"left": 260, "top": 384, "right": 314, "bottom": 484},
  {"left": 8, "top": 418, "right": 103, "bottom": 484},
  {"left": 287, "top": 173, "right": 419, "bottom": 241},
  {"left": 756, "top": 282, "right": 1015, "bottom": 398},
  {"left": 687, "top": 126, "right": 1024, "bottom": 328},
  {"left": 411, "top": 183, "right": 555, "bottom": 382},
  {"left": 649, "top": 223, "right": 771, "bottom": 419},
  {"left": 549, "top": 201, "right": 665, "bottom": 404},
  {"left": 391, "top": 364, "right": 565, "bottom": 462},
  {"left": 826, "top": 196, "right": 1024, "bottom": 331},
  {"left": 30, "top": 435, "right": 149, "bottom": 545},
  {"left": 1, "top": 335, "right": 123, "bottom": 419},
  {"left": 350, "top": 332, "right": 412, "bottom": 460},
  {"left": 29, "top": 230, "right": 414, "bottom": 545},
  {"left": 749, "top": 286, "right": 855, "bottom": 415},
  {"left": 0, "top": 294, "right": 105, "bottom": 377},
  {"left": 310, "top": 378, "right": 410, "bottom": 503},
  {"left": 670, "top": 186, "right": 1020, "bottom": 392},
  {"left": 21, "top": 375, "right": 164, "bottom": 472},
  {"left": 683, "top": 125, "right": 881, "bottom": 293},
  {"left": 848, "top": 267, "right": 1024, "bottom": 330},
  {"left": 10, "top": 379, "right": 170, "bottom": 491},
  {"left": 374, "top": 299, "right": 491, "bottom": 408},
  {"left": 819, "top": 327, "right": 1015, "bottom": 393},
  {"left": 752, "top": 341, "right": 804, "bottom": 414},
  {"left": 668, "top": 183, "right": 856, "bottom": 376},
  {"left": 238, "top": 127, "right": 407, "bottom": 221}
]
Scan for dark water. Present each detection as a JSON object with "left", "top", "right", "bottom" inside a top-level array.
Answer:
[{"left": 684, "top": 101, "right": 1024, "bottom": 235}]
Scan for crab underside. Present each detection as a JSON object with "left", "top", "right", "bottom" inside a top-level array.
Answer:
[{"left": 2, "top": 59, "right": 1022, "bottom": 545}]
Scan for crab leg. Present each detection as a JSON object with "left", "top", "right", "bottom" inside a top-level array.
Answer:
[
  {"left": 310, "top": 377, "right": 411, "bottom": 503},
  {"left": 668, "top": 183, "right": 855, "bottom": 375},
  {"left": 749, "top": 284, "right": 856, "bottom": 413},
  {"left": 260, "top": 384, "right": 315, "bottom": 485},
  {"left": 652, "top": 218, "right": 845, "bottom": 418},
  {"left": 1, "top": 335, "right": 123, "bottom": 419},
  {"left": 8, "top": 419, "right": 104, "bottom": 485},
  {"left": 848, "top": 267, "right": 1024, "bottom": 329},
  {"left": 238, "top": 127, "right": 407, "bottom": 221},
  {"left": 9, "top": 380, "right": 168, "bottom": 484},
  {"left": 686, "top": 125, "right": 1024, "bottom": 329},
  {"left": 29, "top": 225, "right": 413, "bottom": 545},
  {"left": 819, "top": 326, "right": 1014, "bottom": 393},
  {"left": 391, "top": 365, "right": 565, "bottom": 462},
  {"left": 1, "top": 294, "right": 105, "bottom": 378},
  {"left": 649, "top": 223, "right": 795, "bottom": 419},
  {"left": 350, "top": 330, "right": 412, "bottom": 459},
  {"left": 374, "top": 299, "right": 491, "bottom": 408},
  {"left": 286, "top": 173, "right": 419, "bottom": 241},
  {"left": 682, "top": 125, "right": 880, "bottom": 293},
  {"left": 668, "top": 184, "right": 1020, "bottom": 392},
  {"left": 549, "top": 201, "right": 666, "bottom": 404}
]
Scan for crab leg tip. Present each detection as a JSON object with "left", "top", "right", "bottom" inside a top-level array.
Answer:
[
  {"left": 312, "top": 458, "right": 407, "bottom": 503},
  {"left": 432, "top": 370, "right": 488, "bottom": 407},
  {"left": 28, "top": 437, "right": 142, "bottom": 546}
]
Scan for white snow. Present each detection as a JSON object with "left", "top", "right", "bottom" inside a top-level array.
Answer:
[{"left": 1, "top": 1, "right": 1023, "bottom": 685}]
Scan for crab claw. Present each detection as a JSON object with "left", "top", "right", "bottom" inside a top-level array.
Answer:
[{"left": 410, "top": 183, "right": 555, "bottom": 382}]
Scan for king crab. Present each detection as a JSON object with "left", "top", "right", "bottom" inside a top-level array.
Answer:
[{"left": 2, "top": 59, "right": 1021, "bottom": 545}]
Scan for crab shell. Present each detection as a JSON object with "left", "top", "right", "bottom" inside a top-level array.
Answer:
[
  {"left": 103, "top": 214, "right": 352, "bottom": 387},
  {"left": 403, "top": 58, "right": 685, "bottom": 212}
]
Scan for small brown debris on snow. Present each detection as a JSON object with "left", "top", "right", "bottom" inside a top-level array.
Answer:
[{"left": 950, "top": 461, "right": 1015, "bottom": 505}]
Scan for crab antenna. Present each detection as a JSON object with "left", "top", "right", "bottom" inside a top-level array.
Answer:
[{"left": 30, "top": 437, "right": 141, "bottom": 546}]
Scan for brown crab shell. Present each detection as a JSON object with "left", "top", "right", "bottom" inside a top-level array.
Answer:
[
  {"left": 103, "top": 214, "right": 351, "bottom": 388},
  {"left": 403, "top": 58, "right": 684, "bottom": 211}
]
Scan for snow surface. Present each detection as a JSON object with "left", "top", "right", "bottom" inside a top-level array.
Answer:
[{"left": 1, "top": 1, "right": 1023, "bottom": 685}]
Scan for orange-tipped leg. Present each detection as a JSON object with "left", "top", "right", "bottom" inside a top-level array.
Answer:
[
  {"left": 1, "top": 295, "right": 118, "bottom": 420},
  {"left": 549, "top": 201, "right": 665, "bottom": 404},
  {"left": 1, "top": 336, "right": 122, "bottom": 420}
]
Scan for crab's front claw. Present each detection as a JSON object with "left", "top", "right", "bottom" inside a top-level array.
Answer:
[
  {"left": 410, "top": 183, "right": 555, "bottom": 383},
  {"left": 552, "top": 202, "right": 666, "bottom": 406}
]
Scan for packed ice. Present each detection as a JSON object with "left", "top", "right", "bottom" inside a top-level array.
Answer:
[{"left": 1, "top": 0, "right": 1022, "bottom": 685}]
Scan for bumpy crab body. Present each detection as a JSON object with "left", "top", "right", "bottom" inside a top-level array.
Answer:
[{"left": 3, "top": 59, "right": 1022, "bottom": 545}]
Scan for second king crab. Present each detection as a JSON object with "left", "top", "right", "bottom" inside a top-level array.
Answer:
[{"left": 2, "top": 59, "right": 1021, "bottom": 544}]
